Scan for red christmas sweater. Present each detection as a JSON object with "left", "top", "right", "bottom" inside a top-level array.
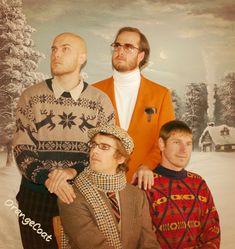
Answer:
[{"left": 146, "top": 164, "right": 220, "bottom": 249}]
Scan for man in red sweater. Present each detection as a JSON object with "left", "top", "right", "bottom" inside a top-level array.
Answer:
[{"left": 146, "top": 120, "right": 220, "bottom": 249}]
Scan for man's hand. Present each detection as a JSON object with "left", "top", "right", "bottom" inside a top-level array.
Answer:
[
  {"left": 47, "top": 168, "right": 76, "bottom": 193},
  {"left": 45, "top": 168, "right": 77, "bottom": 204},
  {"left": 45, "top": 178, "right": 76, "bottom": 204},
  {"left": 131, "top": 165, "right": 154, "bottom": 190}
]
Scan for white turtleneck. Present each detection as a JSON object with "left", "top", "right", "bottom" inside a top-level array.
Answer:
[{"left": 113, "top": 68, "right": 141, "bottom": 130}]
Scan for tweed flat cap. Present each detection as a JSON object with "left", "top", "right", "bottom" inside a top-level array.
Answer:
[{"left": 88, "top": 125, "right": 134, "bottom": 155}]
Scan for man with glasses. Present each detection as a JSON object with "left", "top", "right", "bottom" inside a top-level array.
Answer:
[
  {"left": 94, "top": 27, "right": 175, "bottom": 189},
  {"left": 59, "top": 125, "right": 160, "bottom": 249}
]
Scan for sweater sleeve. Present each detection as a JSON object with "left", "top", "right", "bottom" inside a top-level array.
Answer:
[
  {"left": 13, "top": 91, "right": 50, "bottom": 185},
  {"left": 142, "top": 89, "right": 175, "bottom": 168},
  {"left": 97, "top": 92, "right": 116, "bottom": 126},
  {"left": 198, "top": 181, "right": 221, "bottom": 249}
]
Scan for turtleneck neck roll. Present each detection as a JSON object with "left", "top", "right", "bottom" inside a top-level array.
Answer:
[
  {"left": 154, "top": 164, "right": 187, "bottom": 180},
  {"left": 113, "top": 69, "right": 141, "bottom": 130},
  {"left": 113, "top": 68, "right": 141, "bottom": 86}
]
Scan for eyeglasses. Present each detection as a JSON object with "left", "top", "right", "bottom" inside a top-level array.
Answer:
[
  {"left": 88, "top": 141, "right": 117, "bottom": 151},
  {"left": 110, "top": 42, "right": 140, "bottom": 54}
]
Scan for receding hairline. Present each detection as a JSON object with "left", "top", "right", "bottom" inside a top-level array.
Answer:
[{"left": 53, "top": 32, "right": 87, "bottom": 52}]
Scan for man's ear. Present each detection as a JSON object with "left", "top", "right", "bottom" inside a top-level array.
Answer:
[
  {"left": 159, "top": 137, "right": 165, "bottom": 152},
  {"left": 117, "top": 155, "right": 126, "bottom": 165},
  {"left": 79, "top": 53, "right": 87, "bottom": 65},
  {"left": 137, "top": 51, "right": 145, "bottom": 65}
]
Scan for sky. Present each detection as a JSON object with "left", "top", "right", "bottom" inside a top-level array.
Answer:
[{"left": 21, "top": 0, "right": 235, "bottom": 96}]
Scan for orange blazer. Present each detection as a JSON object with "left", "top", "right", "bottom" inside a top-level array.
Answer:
[{"left": 94, "top": 76, "right": 175, "bottom": 182}]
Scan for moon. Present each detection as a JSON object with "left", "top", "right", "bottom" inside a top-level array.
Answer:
[{"left": 160, "top": 51, "right": 167, "bottom": 60}]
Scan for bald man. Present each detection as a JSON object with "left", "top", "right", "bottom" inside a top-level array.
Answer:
[{"left": 13, "top": 32, "right": 115, "bottom": 249}]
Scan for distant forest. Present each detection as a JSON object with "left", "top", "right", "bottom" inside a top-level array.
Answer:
[{"left": 172, "top": 72, "right": 235, "bottom": 149}]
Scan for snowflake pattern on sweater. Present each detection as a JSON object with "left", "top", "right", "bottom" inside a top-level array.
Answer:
[
  {"left": 13, "top": 79, "right": 115, "bottom": 191},
  {"left": 146, "top": 165, "right": 220, "bottom": 249}
]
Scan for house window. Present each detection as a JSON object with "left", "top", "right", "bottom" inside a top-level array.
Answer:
[
  {"left": 220, "top": 146, "right": 224, "bottom": 150},
  {"left": 220, "top": 127, "right": 229, "bottom": 136}
]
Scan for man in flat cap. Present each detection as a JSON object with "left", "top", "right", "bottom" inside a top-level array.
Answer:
[{"left": 58, "top": 125, "right": 160, "bottom": 249}]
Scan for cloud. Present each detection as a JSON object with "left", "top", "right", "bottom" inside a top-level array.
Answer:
[
  {"left": 22, "top": 0, "right": 136, "bottom": 23},
  {"left": 145, "top": 0, "right": 235, "bottom": 22},
  {"left": 189, "top": 2, "right": 235, "bottom": 21},
  {"left": 178, "top": 14, "right": 233, "bottom": 39},
  {"left": 22, "top": 0, "right": 77, "bottom": 22},
  {"left": 22, "top": 0, "right": 235, "bottom": 25}
]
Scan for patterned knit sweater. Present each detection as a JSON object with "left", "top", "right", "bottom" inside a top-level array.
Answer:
[
  {"left": 13, "top": 79, "right": 115, "bottom": 192},
  {"left": 146, "top": 164, "right": 220, "bottom": 249}
]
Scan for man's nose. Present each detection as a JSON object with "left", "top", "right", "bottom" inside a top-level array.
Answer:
[
  {"left": 180, "top": 144, "right": 187, "bottom": 152},
  {"left": 91, "top": 145, "right": 100, "bottom": 154},
  {"left": 116, "top": 45, "right": 125, "bottom": 55},
  {"left": 52, "top": 49, "right": 61, "bottom": 59}
]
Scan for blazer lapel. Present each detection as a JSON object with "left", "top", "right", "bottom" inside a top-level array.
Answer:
[
  {"left": 128, "top": 76, "right": 146, "bottom": 133},
  {"left": 107, "top": 79, "right": 120, "bottom": 126}
]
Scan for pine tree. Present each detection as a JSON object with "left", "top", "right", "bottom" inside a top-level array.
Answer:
[
  {"left": 215, "top": 72, "right": 235, "bottom": 127},
  {"left": 214, "top": 84, "right": 223, "bottom": 126},
  {"left": 171, "top": 89, "right": 183, "bottom": 120},
  {"left": 0, "top": 0, "right": 45, "bottom": 166},
  {"left": 182, "top": 83, "right": 208, "bottom": 150}
]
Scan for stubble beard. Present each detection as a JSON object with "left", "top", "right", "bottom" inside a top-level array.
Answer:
[
  {"left": 51, "top": 63, "right": 77, "bottom": 77},
  {"left": 112, "top": 57, "right": 138, "bottom": 73}
]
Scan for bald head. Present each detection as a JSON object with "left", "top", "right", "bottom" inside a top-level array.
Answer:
[
  {"left": 53, "top": 32, "right": 87, "bottom": 54},
  {"left": 51, "top": 32, "right": 87, "bottom": 78}
]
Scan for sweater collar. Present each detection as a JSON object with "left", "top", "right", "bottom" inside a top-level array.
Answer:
[
  {"left": 51, "top": 78, "right": 84, "bottom": 101},
  {"left": 45, "top": 78, "right": 88, "bottom": 99},
  {"left": 154, "top": 164, "right": 187, "bottom": 180}
]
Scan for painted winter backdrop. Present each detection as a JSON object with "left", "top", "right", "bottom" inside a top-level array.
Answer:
[{"left": 0, "top": 0, "right": 235, "bottom": 248}]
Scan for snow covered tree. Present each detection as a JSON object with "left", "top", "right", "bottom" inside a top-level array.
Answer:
[
  {"left": 214, "top": 72, "right": 235, "bottom": 127},
  {"left": 0, "top": 0, "right": 45, "bottom": 166},
  {"left": 214, "top": 84, "right": 223, "bottom": 126},
  {"left": 182, "top": 83, "right": 208, "bottom": 150},
  {"left": 171, "top": 89, "right": 183, "bottom": 120}
]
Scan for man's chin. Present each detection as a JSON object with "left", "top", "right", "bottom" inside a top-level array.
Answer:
[
  {"left": 113, "top": 66, "right": 128, "bottom": 73},
  {"left": 176, "top": 161, "right": 188, "bottom": 169},
  {"left": 90, "top": 160, "right": 100, "bottom": 167},
  {"left": 51, "top": 71, "right": 64, "bottom": 76},
  {"left": 113, "top": 64, "right": 137, "bottom": 73}
]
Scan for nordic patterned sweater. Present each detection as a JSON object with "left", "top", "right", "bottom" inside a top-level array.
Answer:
[
  {"left": 13, "top": 79, "right": 115, "bottom": 193},
  {"left": 146, "top": 164, "right": 220, "bottom": 249}
]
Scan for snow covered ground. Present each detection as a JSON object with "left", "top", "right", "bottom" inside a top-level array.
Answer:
[
  {"left": 0, "top": 152, "right": 22, "bottom": 249},
  {"left": 188, "top": 152, "right": 235, "bottom": 249},
  {"left": 0, "top": 151, "right": 234, "bottom": 249}
]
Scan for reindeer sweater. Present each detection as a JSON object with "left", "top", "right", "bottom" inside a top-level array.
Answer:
[{"left": 13, "top": 79, "right": 115, "bottom": 192}]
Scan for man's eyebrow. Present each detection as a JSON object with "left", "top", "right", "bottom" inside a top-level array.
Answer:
[
  {"left": 51, "top": 44, "right": 72, "bottom": 49},
  {"left": 61, "top": 43, "right": 72, "bottom": 47},
  {"left": 170, "top": 138, "right": 180, "bottom": 141}
]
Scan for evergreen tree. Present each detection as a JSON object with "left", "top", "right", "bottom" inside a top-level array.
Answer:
[
  {"left": 214, "top": 84, "right": 223, "bottom": 126},
  {"left": 182, "top": 83, "right": 208, "bottom": 150},
  {"left": 172, "top": 89, "right": 183, "bottom": 120},
  {"left": 0, "top": 0, "right": 44, "bottom": 166},
  {"left": 215, "top": 72, "right": 235, "bottom": 127}
]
